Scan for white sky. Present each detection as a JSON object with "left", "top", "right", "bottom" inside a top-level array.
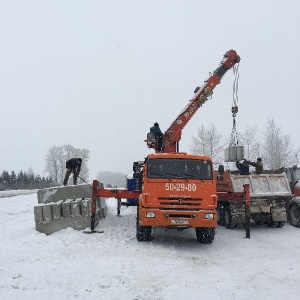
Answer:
[
  {"left": 1, "top": 192, "right": 300, "bottom": 299},
  {"left": 1, "top": 0, "right": 300, "bottom": 179}
]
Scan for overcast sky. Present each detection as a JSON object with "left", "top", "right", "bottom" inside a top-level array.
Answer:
[{"left": 1, "top": 0, "right": 299, "bottom": 179}]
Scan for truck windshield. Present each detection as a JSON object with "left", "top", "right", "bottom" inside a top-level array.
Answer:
[{"left": 147, "top": 158, "right": 212, "bottom": 180}]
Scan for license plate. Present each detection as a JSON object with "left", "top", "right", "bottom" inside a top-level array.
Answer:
[{"left": 171, "top": 220, "right": 189, "bottom": 225}]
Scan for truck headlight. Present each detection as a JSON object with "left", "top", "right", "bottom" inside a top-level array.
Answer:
[
  {"left": 146, "top": 212, "right": 155, "bottom": 218},
  {"left": 205, "top": 214, "right": 214, "bottom": 220}
]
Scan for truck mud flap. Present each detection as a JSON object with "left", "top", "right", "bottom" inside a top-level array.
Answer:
[
  {"left": 250, "top": 199, "right": 270, "bottom": 213},
  {"left": 271, "top": 207, "right": 287, "bottom": 222}
]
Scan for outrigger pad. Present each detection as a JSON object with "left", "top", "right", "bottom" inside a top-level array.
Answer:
[{"left": 82, "top": 230, "right": 104, "bottom": 234}]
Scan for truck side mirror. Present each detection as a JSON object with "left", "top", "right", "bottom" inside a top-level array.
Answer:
[{"left": 133, "top": 161, "right": 139, "bottom": 172}]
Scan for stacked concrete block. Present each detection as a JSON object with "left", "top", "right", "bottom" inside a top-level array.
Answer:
[
  {"left": 34, "top": 184, "right": 107, "bottom": 235},
  {"left": 224, "top": 146, "right": 244, "bottom": 162}
]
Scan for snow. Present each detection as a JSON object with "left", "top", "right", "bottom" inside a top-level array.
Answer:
[{"left": 1, "top": 191, "right": 300, "bottom": 300}]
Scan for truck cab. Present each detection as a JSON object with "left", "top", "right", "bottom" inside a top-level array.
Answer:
[{"left": 134, "top": 152, "right": 217, "bottom": 243}]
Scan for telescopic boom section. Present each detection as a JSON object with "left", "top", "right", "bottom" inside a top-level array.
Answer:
[{"left": 162, "top": 49, "right": 240, "bottom": 153}]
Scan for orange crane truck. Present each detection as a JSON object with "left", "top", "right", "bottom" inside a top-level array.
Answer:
[{"left": 91, "top": 50, "right": 241, "bottom": 243}]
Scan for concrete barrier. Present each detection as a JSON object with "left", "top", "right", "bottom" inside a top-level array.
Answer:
[
  {"left": 37, "top": 184, "right": 93, "bottom": 204},
  {"left": 34, "top": 184, "right": 107, "bottom": 235}
]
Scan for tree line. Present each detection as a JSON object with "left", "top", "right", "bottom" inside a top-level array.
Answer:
[
  {"left": 2, "top": 119, "right": 299, "bottom": 191},
  {"left": 190, "top": 118, "right": 300, "bottom": 169},
  {"left": 0, "top": 170, "right": 54, "bottom": 191}
]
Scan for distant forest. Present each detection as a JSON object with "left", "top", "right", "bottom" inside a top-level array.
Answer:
[{"left": 0, "top": 170, "right": 54, "bottom": 191}]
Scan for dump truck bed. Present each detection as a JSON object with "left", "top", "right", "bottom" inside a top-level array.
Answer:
[{"left": 230, "top": 173, "right": 292, "bottom": 198}]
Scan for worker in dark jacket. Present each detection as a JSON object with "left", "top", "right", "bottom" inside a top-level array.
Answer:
[
  {"left": 63, "top": 158, "right": 82, "bottom": 186},
  {"left": 236, "top": 160, "right": 250, "bottom": 175},
  {"left": 245, "top": 157, "right": 263, "bottom": 175},
  {"left": 149, "top": 122, "right": 163, "bottom": 151}
]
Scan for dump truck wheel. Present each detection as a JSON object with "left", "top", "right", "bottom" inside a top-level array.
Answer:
[
  {"left": 195, "top": 227, "right": 215, "bottom": 244},
  {"left": 266, "top": 220, "right": 279, "bottom": 228},
  {"left": 276, "top": 221, "right": 285, "bottom": 228},
  {"left": 255, "top": 220, "right": 264, "bottom": 225},
  {"left": 224, "top": 206, "right": 236, "bottom": 229},
  {"left": 289, "top": 200, "right": 300, "bottom": 227},
  {"left": 136, "top": 206, "right": 152, "bottom": 241}
]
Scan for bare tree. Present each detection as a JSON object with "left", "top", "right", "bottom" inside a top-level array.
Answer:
[
  {"left": 295, "top": 147, "right": 300, "bottom": 165},
  {"left": 190, "top": 123, "right": 224, "bottom": 163},
  {"left": 238, "top": 125, "right": 260, "bottom": 161},
  {"left": 45, "top": 146, "right": 64, "bottom": 184},
  {"left": 45, "top": 145, "right": 90, "bottom": 184},
  {"left": 262, "top": 118, "right": 294, "bottom": 169}
]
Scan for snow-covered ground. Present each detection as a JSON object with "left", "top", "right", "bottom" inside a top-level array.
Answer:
[{"left": 1, "top": 191, "right": 300, "bottom": 300}]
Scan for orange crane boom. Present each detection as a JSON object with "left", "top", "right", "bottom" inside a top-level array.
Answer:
[{"left": 160, "top": 50, "right": 240, "bottom": 153}]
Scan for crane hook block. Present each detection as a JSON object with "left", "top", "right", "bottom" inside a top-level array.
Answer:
[{"left": 231, "top": 106, "right": 238, "bottom": 116}]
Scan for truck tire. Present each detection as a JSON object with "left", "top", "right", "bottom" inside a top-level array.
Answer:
[
  {"left": 265, "top": 219, "right": 285, "bottom": 228},
  {"left": 224, "top": 206, "right": 236, "bottom": 229},
  {"left": 266, "top": 219, "right": 278, "bottom": 228},
  {"left": 195, "top": 227, "right": 215, "bottom": 244},
  {"left": 136, "top": 206, "right": 152, "bottom": 241},
  {"left": 136, "top": 224, "right": 152, "bottom": 241},
  {"left": 289, "top": 198, "right": 300, "bottom": 227},
  {"left": 276, "top": 221, "right": 285, "bottom": 228},
  {"left": 254, "top": 220, "right": 264, "bottom": 225}
]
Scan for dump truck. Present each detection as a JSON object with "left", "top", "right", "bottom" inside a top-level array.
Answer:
[
  {"left": 286, "top": 165, "right": 300, "bottom": 227},
  {"left": 215, "top": 166, "right": 292, "bottom": 229},
  {"left": 91, "top": 50, "right": 241, "bottom": 243}
]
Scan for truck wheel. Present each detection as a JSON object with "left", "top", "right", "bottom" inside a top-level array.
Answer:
[
  {"left": 266, "top": 219, "right": 279, "bottom": 228},
  {"left": 195, "top": 227, "right": 215, "bottom": 244},
  {"left": 136, "top": 206, "right": 152, "bottom": 241},
  {"left": 276, "top": 221, "right": 285, "bottom": 228},
  {"left": 224, "top": 206, "right": 236, "bottom": 229},
  {"left": 254, "top": 220, "right": 264, "bottom": 225},
  {"left": 289, "top": 200, "right": 300, "bottom": 227},
  {"left": 136, "top": 224, "right": 152, "bottom": 241}
]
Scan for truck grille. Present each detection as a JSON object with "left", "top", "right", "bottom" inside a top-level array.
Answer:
[
  {"left": 163, "top": 213, "right": 197, "bottom": 219},
  {"left": 158, "top": 197, "right": 202, "bottom": 207}
]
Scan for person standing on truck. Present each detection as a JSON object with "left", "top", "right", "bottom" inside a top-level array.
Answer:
[
  {"left": 244, "top": 157, "right": 263, "bottom": 175},
  {"left": 236, "top": 160, "right": 250, "bottom": 175},
  {"left": 149, "top": 122, "right": 163, "bottom": 151},
  {"left": 63, "top": 158, "right": 82, "bottom": 186}
]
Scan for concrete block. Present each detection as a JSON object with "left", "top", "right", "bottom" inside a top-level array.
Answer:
[
  {"left": 62, "top": 200, "right": 72, "bottom": 218},
  {"left": 42, "top": 205, "right": 52, "bottom": 221},
  {"left": 224, "top": 146, "right": 244, "bottom": 162},
  {"left": 34, "top": 183, "right": 107, "bottom": 235},
  {"left": 71, "top": 199, "right": 81, "bottom": 217},
  {"left": 34, "top": 198, "right": 106, "bottom": 235},
  {"left": 34, "top": 206, "right": 43, "bottom": 222},
  {"left": 37, "top": 184, "right": 93, "bottom": 204},
  {"left": 51, "top": 201, "right": 62, "bottom": 219},
  {"left": 81, "top": 199, "right": 91, "bottom": 217}
]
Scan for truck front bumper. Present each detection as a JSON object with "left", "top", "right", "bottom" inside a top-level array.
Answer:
[{"left": 139, "top": 208, "right": 217, "bottom": 228}]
